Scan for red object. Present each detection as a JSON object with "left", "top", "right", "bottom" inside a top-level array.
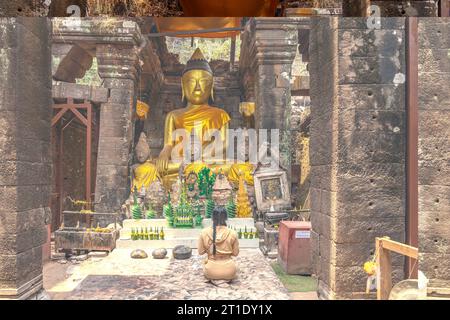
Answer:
[{"left": 278, "top": 221, "right": 312, "bottom": 275}]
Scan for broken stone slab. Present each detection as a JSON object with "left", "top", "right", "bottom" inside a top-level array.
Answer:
[
  {"left": 88, "top": 251, "right": 109, "bottom": 258},
  {"left": 57, "top": 259, "right": 68, "bottom": 264},
  {"left": 75, "top": 254, "right": 89, "bottom": 261},
  {"left": 51, "top": 252, "right": 66, "bottom": 260}
]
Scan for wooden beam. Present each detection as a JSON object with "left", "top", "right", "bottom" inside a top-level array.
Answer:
[
  {"left": 147, "top": 27, "right": 244, "bottom": 38},
  {"left": 69, "top": 107, "right": 88, "bottom": 127},
  {"left": 378, "top": 238, "right": 419, "bottom": 259},
  {"left": 51, "top": 107, "right": 69, "bottom": 127}
]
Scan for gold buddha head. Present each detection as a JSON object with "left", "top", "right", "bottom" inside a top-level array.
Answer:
[{"left": 181, "top": 48, "right": 214, "bottom": 105}]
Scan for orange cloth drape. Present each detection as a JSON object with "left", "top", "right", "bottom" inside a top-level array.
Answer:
[{"left": 154, "top": 17, "right": 242, "bottom": 38}]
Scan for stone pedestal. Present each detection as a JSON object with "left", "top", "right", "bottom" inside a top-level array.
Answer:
[
  {"left": 309, "top": 17, "right": 407, "bottom": 299},
  {"left": 0, "top": 18, "right": 52, "bottom": 299}
]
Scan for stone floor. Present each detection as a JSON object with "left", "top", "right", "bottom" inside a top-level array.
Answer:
[{"left": 44, "top": 249, "right": 295, "bottom": 300}]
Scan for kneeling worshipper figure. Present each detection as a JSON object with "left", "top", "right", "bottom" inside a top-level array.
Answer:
[{"left": 198, "top": 207, "right": 239, "bottom": 282}]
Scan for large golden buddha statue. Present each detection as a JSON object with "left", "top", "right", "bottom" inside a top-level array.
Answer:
[{"left": 156, "top": 48, "right": 252, "bottom": 187}]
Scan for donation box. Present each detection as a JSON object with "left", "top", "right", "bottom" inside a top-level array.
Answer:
[{"left": 277, "top": 221, "right": 312, "bottom": 275}]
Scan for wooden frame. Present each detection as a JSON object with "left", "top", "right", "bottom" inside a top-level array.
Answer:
[
  {"left": 254, "top": 168, "right": 291, "bottom": 212},
  {"left": 52, "top": 98, "right": 94, "bottom": 229},
  {"left": 376, "top": 237, "right": 419, "bottom": 300}
]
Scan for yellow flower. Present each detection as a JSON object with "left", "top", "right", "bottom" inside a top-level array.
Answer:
[
  {"left": 363, "top": 261, "right": 376, "bottom": 276},
  {"left": 136, "top": 100, "right": 150, "bottom": 120}
]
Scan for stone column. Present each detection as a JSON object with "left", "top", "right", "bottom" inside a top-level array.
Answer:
[
  {"left": 242, "top": 18, "right": 299, "bottom": 172},
  {"left": 95, "top": 29, "right": 143, "bottom": 214},
  {"left": 309, "top": 17, "right": 407, "bottom": 299},
  {"left": 418, "top": 18, "right": 450, "bottom": 288},
  {"left": 0, "top": 18, "right": 52, "bottom": 299}
]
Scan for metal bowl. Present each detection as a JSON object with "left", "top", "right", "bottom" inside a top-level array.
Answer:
[{"left": 179, "top": 0, "right": 279, "bottom": 17}]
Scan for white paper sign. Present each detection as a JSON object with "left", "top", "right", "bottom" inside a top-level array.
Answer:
[{"left": 295, "top": 230, "right": 310, "bottom": 239}]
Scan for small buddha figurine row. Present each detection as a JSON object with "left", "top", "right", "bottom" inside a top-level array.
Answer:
[{"left": 131, "top": 227, "right": 165, "bottom": 241}]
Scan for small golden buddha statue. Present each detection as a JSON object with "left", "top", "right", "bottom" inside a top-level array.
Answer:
[
  {"left": 156, "top": 48, "right": 231, "bottom": 187},
  {"left": 131, "top": 132, "right": 160, "bottom": 192}
]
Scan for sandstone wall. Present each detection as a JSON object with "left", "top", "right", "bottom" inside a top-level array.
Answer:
[
  {"left": 418, "top": 18, "right": 450, "bottom": 287},
  {"left": 309, "top": 17, "right": 407, "bottom": 299},
  {"left": 372, "top": 1, "right": 438, "bottom": 16},
  {"left": 0, "top": 18, "right": 52, "bottom": 299}
]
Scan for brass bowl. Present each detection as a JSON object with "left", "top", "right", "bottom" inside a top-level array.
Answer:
[{"left": 179, "top": 0, "right": 279, "bottom": 17}]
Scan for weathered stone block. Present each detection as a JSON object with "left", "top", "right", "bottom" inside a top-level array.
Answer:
[
  {"left": 338, "top": 84, "right": 406, "bottom": 111},
  {"left": 337, "top": 130, "right": 404, "bottom": 164},
  {"left": 338, "top": 56, "right": 405, "bottom": 85},
  {"left": 418, "top": 185, "right": 450, "bottom": 213},
  {"left": 338, "top": 29, "right": 404, "bottom": 58},
  {"left": 419, "top": 49, "right": 450, "bottom": 74},
  {"left": 418, "top": 73, "right": 450, "bottom": 110},
  {"left": 419, "top": 211, "right": 450, "bottom": 254},
  {"left": 418, "top": 21, "right": 450, "bottom": 49},
  {"left": 419, "top": 253, "right": 450, "bottom": 281}
]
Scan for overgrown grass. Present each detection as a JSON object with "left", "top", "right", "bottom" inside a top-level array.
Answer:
[{"left": 271, "top": 261, "right": 317, "bottom": 292}]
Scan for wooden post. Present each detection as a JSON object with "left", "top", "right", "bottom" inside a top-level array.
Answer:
[
  {"left": 375, "top": 237, "right": 419, "bottom": 300},
  {"left": 406, "top": 17, "right": 419, "bottom": 279},
  {"left": 439, "top": 0, "right": 450, "bottom": 16},
  {"left": 376, "top": 238, "right": 392, "bottom": 300}
]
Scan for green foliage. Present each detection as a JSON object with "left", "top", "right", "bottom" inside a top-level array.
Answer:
[
  {"left": 270, "top": 261, "right": 318, "bottom": 293},
  {"left": 145, "top": 202, "right": 157, "bottom": 219},
  {"left": 225, "top": 194, "right": 236, "bottom": 218},
  {"left": 76, "top": 58, "right": 102, "bottom": 86},
  {"left": 166, "top": 37, "right": 241, "bottom": 65},
  {"left": 131, "top": 187, "right": 142, "bottom": 220},
  {"left": 163, "top": 192, "right": 174, "bottom": 226},
  {"left": 198, "top": 167, "right": 216, "bottom": 198}
]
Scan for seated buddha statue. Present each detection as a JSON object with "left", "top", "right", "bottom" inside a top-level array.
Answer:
[
  {"left": 131, "top": 132, "right": 160, "bottom": 193},
  {"left": 156, "top": 48, "right": 252, "bottom": 188}
]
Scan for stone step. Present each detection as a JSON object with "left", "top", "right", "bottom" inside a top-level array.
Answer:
[
  {"left": 120, "top": 227, "right": 258, "bottom": 239},
  {"left": 123, "top": 218, "right": 256, "bottom": 229},
  {"left": 119, "top": 218, "right": 259, "bottom": 249},
  {"left": 116, "top": 238, "right": 259, "bottom": 249}
]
